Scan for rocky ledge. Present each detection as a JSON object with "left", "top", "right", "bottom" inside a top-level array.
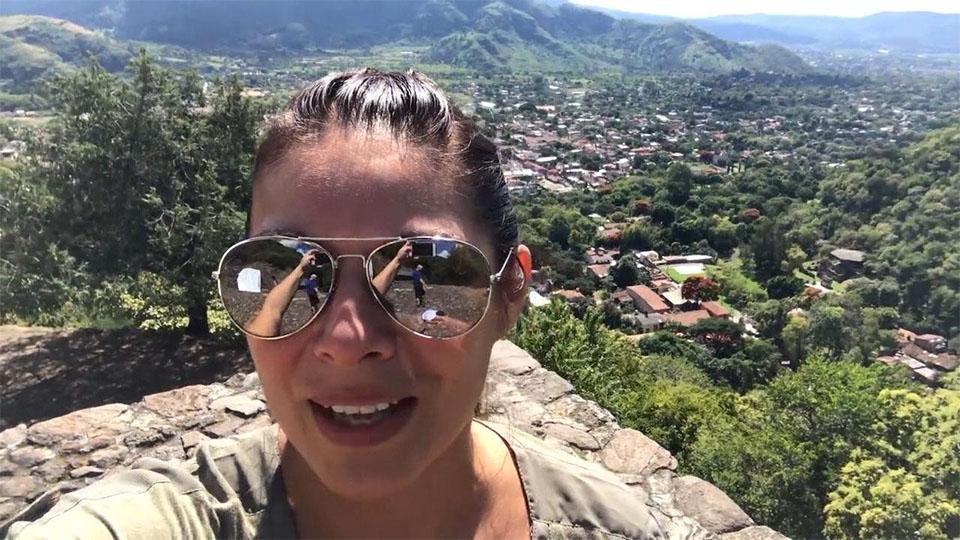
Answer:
[{"left": 0, "top": 340, "right": 784, "bottom": 538}]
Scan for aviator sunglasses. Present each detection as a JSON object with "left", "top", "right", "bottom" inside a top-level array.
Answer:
[{"left": 214, "top": 236, "right": 516, "bottom": 340}]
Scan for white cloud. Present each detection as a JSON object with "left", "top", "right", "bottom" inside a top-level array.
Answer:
[{"left": 568, "top": 0, "right": 960, "bottom": 18}]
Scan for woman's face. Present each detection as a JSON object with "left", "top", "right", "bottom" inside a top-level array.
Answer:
[{"left": 247, "top": 129, "right": 523, "bottom": 500}]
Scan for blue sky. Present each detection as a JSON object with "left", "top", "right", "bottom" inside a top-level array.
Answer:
[{"left": 568, "top": 0, "right": 960, "bottom": 18}]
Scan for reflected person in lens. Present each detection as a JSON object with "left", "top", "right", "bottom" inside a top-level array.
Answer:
[{"left": 6, "top": 69, "right": 666, "bottom": 539}]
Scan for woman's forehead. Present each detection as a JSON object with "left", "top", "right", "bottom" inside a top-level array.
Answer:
[{"left": 250, "top": 135, "right": 488, "bottom": 248}]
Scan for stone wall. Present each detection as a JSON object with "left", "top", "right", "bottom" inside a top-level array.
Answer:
[{"left": 0, "top": 340, "right": 785, "bottom": 538}]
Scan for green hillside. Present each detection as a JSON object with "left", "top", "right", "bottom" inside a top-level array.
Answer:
[
  {"left": 589, "top": 22, "right": 811, "bottom": 74},
  {"left": 0, "top": 15, "right": 131, "bottom": 89},
  {"left": 427, "top": 2, "right": 610, "bottom": 72},
  {"left": 426, "top": 2, "right": 807, "bottom": 74},
  {"left": 817, "top": 125, "right": 960, "bottom": 336},
  {"left": 1, "top": 1, "right": 809, "bottom": 77}
]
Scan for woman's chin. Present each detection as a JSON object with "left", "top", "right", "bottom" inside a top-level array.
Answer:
[{"left": 313, "top": 460, "right": 422, "bottom": 501}]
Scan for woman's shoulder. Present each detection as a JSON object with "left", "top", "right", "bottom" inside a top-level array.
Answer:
[
  {"left": 475, "top": 419, "right": 666, "bottom": 540},
  {"left": 2, "top": 425, "right": 293, "bottom": 539}
]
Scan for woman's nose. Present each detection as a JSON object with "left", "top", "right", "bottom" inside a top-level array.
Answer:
[{"left": 308, "top": 257, "right": 396, "bottom": 365}]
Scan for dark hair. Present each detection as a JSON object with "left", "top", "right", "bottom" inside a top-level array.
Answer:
[{"left": 248, "top": 68, "right": 517, "bottom": 264}]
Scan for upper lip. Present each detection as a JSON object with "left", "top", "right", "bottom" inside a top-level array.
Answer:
[{"left": 310, "top": 392, "right": 415, "bottom": 407}]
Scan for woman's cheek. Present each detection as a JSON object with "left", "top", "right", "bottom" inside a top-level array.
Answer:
[{"left": 247, "top": 338, "right": 303, "bottom": 409}]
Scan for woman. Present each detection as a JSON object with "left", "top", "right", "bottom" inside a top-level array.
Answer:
[{"left": 6, "top": 69, "right": 664, "bottom": 539}]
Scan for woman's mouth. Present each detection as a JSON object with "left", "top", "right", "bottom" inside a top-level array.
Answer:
[{"left": 310, "top": 397, "right": 418, "bottom": 447}]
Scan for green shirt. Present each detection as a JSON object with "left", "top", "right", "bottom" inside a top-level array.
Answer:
[{"left": 4, "top": 420, "right": 667, "bottom": 539}]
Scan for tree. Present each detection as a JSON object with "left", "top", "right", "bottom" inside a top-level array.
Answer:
[
  {"left": 637, "top": 331, "right": 714, "bottom": 368},
  {"left": 688, "top": 358, "right": 912, "bottom": 538},
  {"left": 707, "top": 217, "right": 738, "bottom": 256},
  {"left": 749, "top": 217, "right": 788, "bottom": 281},
  {"left": 750, "top": 299, "right": 788, "bottom": 342},
  {"left": 620, "top": 221, "right": 659, "bottom": 251},
  {"left": 610, "top": 254, "right": 648, "bottom": 288},
  {"left": 687, "top": 317, "right": 744, "bottom": 358},
  {"left": 1, "top": 52, "right": 260, "bottom": 334},
  {"left": 824, "top": 389, "right": 960, "bottom": 539},
  {"left": 681, "top": 276, "right": 720, "bottom": 302},
  {"left": 547, "top": 213, "right": 572, "bottom": 248},
  {"left": 707, "top": 258, "right": 768, "bottom": 309},
  {"left": 631, "top": 198, "right": 652, "bottom": 215},
  {"left": 765, "top": 275, "right": 805, "bottom": 299},
  {"left": 665, "top": 163, "right": 693, "bottom": 205},
  {"left": 808, "top": 303, "right": 847, "bottom": 359},
  {"left": 781, "top": 313, "right": 809, "bottom": 369},
  {"left": 781, "top": 244, "right": 807, "bottom": 275}
]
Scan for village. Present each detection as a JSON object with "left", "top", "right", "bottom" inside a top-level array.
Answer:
[{"left": 2, "top": 62, "right": 957, "bottom": 391}]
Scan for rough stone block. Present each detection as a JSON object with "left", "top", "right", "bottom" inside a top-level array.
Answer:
[
  {"left": 489, "top": 340, "right": 540, "bottom": 375},
  {"left": 542, "top": 422, "right": 601, "bottom": 451},
  {"left": 9, "top": 447, "right": 55, "bottom": 467},
  {"left": 26, "top": 403, "right": 129, "bottom": 453},
  {"left": 519, "top": 368, "right": 574, "bottom": 404},
  {"left": 87, "top": 445, "right": 129, "bottom": 469},
  {"left": 0, "top": 475, "right": 42, "bottom": 499},
  {"left": 673, "top": 475, "right": 754, "bottom": 534},
  {"left": 211, "top": 394, "right": 266, "bottom": 418},
  {"left": 181, "top": 431, "right": 210, "bottom": 451},
  {"left": 203, "top": 417, "right": 244, "bottom": 439},
  {"left": 143, "top": 385, "right": 211, "bottom": 419},
  {"left": 720, "top": 525, "right": 790, "bottom": 540},
  {"left": 0, "top": 424, "right": 27, "bottom": 449},
  {"left": 69, "top": 466, "right": 104, "bottom": 479},
  {"left": 600, "top": 428, "right": 677, "bottom": 476}
]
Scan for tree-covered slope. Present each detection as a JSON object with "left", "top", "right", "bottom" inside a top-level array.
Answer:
[
  {"left": 588, "top": 21, "right": 810, "bottom": 74},
  {"left": 2, "top": 0, "right": 809, "bottom": 75},
  {"left": 818, "top": 125, "right": 960, "bottom": 336},
  {"left": 0, "top": 15, "right": 131, "bottom": 88}
]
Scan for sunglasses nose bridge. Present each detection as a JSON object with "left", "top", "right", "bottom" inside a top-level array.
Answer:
[{"left": 328, "top": 253, "right": 376, "bottom": 296}]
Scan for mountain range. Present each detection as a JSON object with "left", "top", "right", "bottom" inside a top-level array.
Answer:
[
  {"left": 585, "top": 6, "right": 960, "bottom": 54},
  {"left": 0, "top": 0, "right": 810, "bottom": 80}
]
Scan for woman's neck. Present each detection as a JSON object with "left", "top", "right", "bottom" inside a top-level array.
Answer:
[{"left": 279, "top": 421, "right": 527, "bottom": 539}]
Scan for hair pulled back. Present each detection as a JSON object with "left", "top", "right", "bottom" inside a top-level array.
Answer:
[{"left": 250, "top": 68, "right": 517, "bottom": 264}]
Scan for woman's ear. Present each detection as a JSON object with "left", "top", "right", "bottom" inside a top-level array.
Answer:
[
  {"left": 497, "top": 245, "right": 532, "bottom": 335},
  {"left": 516, "top": 245, "right": 532, "bottom": 282}
]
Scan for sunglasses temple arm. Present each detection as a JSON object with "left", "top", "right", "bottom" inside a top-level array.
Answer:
[{"left": 491, "top": 248, "right": 516, "bottom": 283}]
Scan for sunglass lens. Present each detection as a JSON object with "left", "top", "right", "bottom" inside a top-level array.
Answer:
[
  {"left": 368, "top": 239, "right": 493, "bottom": 338},
  {"left": 219, "top": 239, "right": 333, "bottom": 338}
]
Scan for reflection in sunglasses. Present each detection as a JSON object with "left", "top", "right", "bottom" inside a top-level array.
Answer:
[{"left": 217, "top": 237, "right": 509, "bottom": 340}]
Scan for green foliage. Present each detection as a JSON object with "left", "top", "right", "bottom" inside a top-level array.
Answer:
[
  {"left": 687, "top": 317, "right": 743, "bottom": 357},
  {"left": 765, "top": 275, "right": 805, "bottom": 299},
  {"left": 511, "top": 301, "right": 729, "bottom": 461},
  {"left": 706, "top": 257, "right": 768, "bottom": 309},
  {"left": 688, "top": 357, "right": 914, "bottom": 538},
  {"left": 664, "top": 163, "right": 693, "bottom": 205},
  {"left": 637, "top": 331, "right": 714, "bottom": 368},
  {"left": 620, "top": 220, "right": 660, "bottom": 251},
  {"left": 0, "top": 15, "right": 132, "bottom": 89},
  {"left": 748, "top": 217, "right": 788, "bottom": 281},
  {"left": 0, "top": 52, "right": 260, "bottom": 335},
  {"left": 817, "top": 125, "right": 960, "bottom": 337},
  {"left": 610, "top": 254, "right": 647, "bottom": 288},
  {"left": 680, "top": 275, "right": 720, "bottom": 302},
  {"left": 824, "top": 389, "right": 960, "bottom": 539}
]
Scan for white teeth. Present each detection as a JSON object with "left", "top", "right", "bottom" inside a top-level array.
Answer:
[
  {"left": 328, "top": 402, "right": 394, "bottom": 415},
  {"left": 330, "top": 405, "right": 360, "bottom": 414}
]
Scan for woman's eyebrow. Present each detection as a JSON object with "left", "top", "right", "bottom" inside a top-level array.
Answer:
[
  {"left": 399, "top": 229, "right": 464, "bottom": 240},
  {"left": 252, "top": 227, "right": 307, "bottom": 237},
  {"left": 250, "top": 228, "right": 464, "bottom": 240}
]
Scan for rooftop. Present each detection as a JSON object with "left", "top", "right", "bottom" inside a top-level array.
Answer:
[
  {"left": 625, "top": 285, "right": 670, "bottom": 312},
  {"left": 666, "top": 310, "right": 712, "bottom": 327}
]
